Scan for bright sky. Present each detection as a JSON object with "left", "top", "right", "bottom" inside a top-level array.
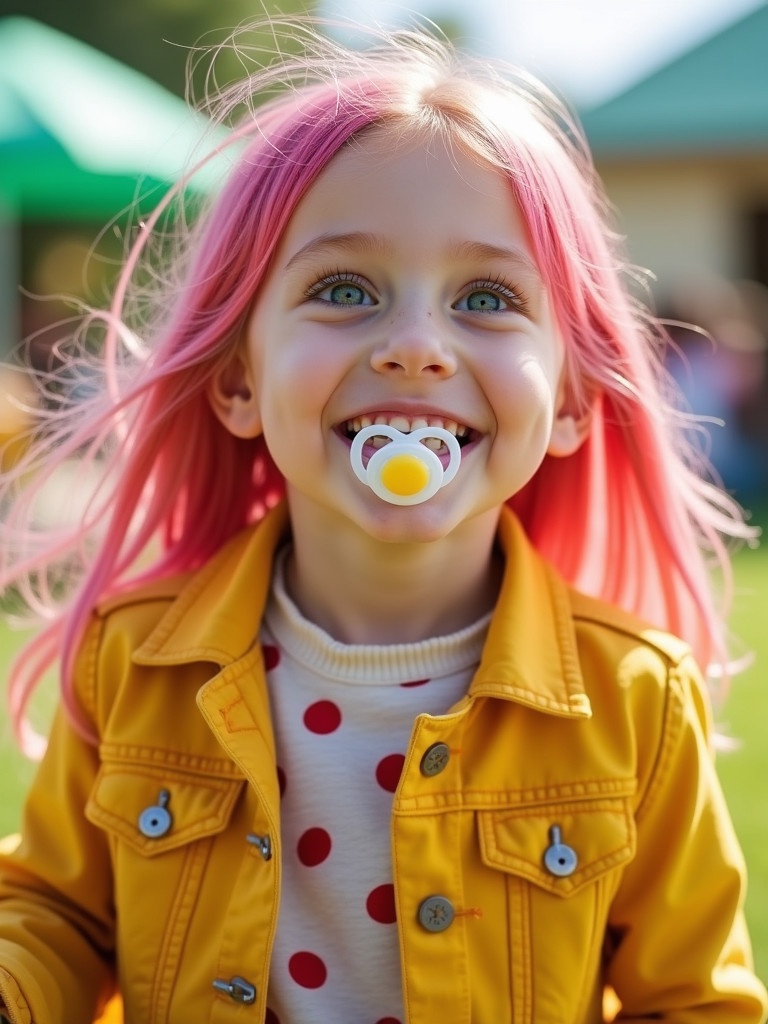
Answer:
[{"left": 321, "top": 0, "right": 764, "bottom": 105}]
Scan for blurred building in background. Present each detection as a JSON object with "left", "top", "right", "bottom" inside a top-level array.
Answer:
[{"left": 581, "top": 3, "right": 768, "bottom": 497}]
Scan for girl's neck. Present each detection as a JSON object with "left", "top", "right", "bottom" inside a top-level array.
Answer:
[{"left": 282, "top": 501, "right": 504, "bottom": 646}]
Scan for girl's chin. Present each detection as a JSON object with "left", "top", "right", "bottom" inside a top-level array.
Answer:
[
  {"left": 285, "top": 472, "right": 478, "bottom": 544},
  {"left": 343, "top": 496, "right": 468, "bottom": 545}
]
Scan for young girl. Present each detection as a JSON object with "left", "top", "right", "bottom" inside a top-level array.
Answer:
[{"left": 0, "top": 19, "right": 765, "bottom": 1024}]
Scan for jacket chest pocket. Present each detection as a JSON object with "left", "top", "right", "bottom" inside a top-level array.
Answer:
[
  {"left": 479, "top": 794, "right": 635, "bottom": 896},
  {"left": 86, "top": 761, "right": 244, "bottom": 857},
  {"left": 86, "top": 760, "right": 245, "bottom": 1022},
  {"left": 476, "top": 791, "right": 636, "bottom": 1024}
]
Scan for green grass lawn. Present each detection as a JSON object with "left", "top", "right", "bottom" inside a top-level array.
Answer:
[
  {"left": 716, "top": 529, "right": 768, "bottom": 985},
  {"left": 0, "top": 629, "right": 54, "bottom": 834},
  {"left": 1, "top": 526, "right": 767, "bottom": 984}
]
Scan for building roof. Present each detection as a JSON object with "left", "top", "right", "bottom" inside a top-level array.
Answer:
[{"left": 580, "top": 4, "right": 768, "bottom": 157}]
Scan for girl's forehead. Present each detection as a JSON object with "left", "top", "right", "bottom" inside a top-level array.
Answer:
[
  {"left": 301, "top": 127, "right": 512, "bottom": 210},
  {"left": 273, "top": 129, "right": 536, "bottom": 270},
  {"left": 332, "top": 122, "right": 499, "bottom": 175}
]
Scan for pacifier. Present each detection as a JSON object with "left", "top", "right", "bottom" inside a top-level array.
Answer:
[{"left": 350, "top": 424, "right": 461, "bottom": 505}]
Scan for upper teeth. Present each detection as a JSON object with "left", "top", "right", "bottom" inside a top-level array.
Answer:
[{"left": 346, "top": 414, "right": 468, "bottom": 438}]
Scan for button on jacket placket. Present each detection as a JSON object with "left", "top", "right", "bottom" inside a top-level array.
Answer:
[
  {"left": 393, "top": 710, "right": 473, "bottom": 1022},
  {"left": 211, "top": 975, "right": 257, "bottom": 1004}
]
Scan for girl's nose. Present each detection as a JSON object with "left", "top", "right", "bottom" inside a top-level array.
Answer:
[{"left": 370, "top": 314, "right": 458, "bottom": 379}]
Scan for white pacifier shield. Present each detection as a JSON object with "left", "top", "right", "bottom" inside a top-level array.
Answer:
[{"left": 350, "top": 424, "right": 461, "bottom": 506}]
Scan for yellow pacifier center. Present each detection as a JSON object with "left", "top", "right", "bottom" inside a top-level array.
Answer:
[{"left": 380, "top": 453, "right": 431, "bottom": 496}]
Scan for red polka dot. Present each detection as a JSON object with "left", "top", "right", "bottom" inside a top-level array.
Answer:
[
  {"left": 289, "top": 951, "right": 327, "bottom": 988},
  {"left": 297, "top": 827, "right": 332, "bottom": 866},
  {"left": 265, "top": 1010, "right": 281, "bottom": 1024},
  {"left": 400, "top": 678, "right": 429, "bottom": 688},
  {"left": 262, "top": 644, "right": 280, "bottom": 670},
  {"left": 366, "top": 883, "right": 397, "bottom": 924},
  {"left": 303, "top": 700, "right": 342, "bottom": 734},
  {"left": 375, "top": 1018, "right": 403, "bottom": 1023},
  {"left": 376, "top": 753, "right": 405, "bottom": 793},
  {"left": 277, "top": 766, "right": 287, "bottom": 797}
]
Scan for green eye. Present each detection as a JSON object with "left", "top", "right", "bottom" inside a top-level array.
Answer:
[
  {"left": 307, "top": 274, "right": 376, "bottom": 307},
  {"left": 328, "top": 283, "right": 367, "bottom": 305},
  {"left": 465, "top": 290, "right": 504, "bottom": 311},
  {"left": 454, "top": 279, "right": 521, "bottom": 314}
]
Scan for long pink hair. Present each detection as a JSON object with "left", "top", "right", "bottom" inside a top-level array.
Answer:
[{"left": 0, "top": 20, "right": 753, "bottom": 752}]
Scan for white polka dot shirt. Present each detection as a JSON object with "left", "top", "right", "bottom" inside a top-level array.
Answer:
[{"left": 261, "top": 549, "right": 490, "bottom": 1024}]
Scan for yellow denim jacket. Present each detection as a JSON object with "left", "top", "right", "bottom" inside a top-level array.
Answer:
[{"left": 0, "top": 506, "right": 765, "bottom": 1023}]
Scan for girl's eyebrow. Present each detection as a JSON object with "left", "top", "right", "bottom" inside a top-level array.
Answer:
[
  {"left": 283, "top": 233, "right": 542, "bottom": 283},
  {"left": 284, "top": 232, "right": 393, "bottom": 271},
  {"left": 449, "top": 241, "right": 542, "bottom": 282}
]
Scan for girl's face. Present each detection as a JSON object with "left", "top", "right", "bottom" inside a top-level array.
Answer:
[{"left": 219, "top": 131, "right": 584, "bottom": 545}]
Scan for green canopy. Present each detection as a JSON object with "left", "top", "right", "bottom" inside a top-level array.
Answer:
[
  {"left": 0, "top": 17, "right": 216, "bottom": 220},
  {"left": 580, "top": 4, "right": 768, "bottom": 156}
]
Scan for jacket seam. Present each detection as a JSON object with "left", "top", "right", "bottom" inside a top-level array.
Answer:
[
  {"left": 572, "top": 610, "right": 690, "bottom": 666},
  {"left": 395, "top": 781, "right": 636, "bottom": 812},
  {"left": 77, "top": 613, "right": 105, "bottom": 732},
  {"left": 96, "top": 591, "right": 179, "bottom": 618},
  {"left": 632, "top": 661, "right": 683, "bottom": 827},
  {"left": 150, "top": 840, "right": 212, "bottom": 1022},
  {"left": 97, "top": 743, "right": 244, "bottom": 777}
]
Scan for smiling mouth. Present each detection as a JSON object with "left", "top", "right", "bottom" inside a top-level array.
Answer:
[{"left": 341, "top": 414, "right": 475, "bottom": 453}]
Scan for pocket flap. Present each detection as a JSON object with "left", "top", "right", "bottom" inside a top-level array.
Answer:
[
  {"left": 478, "top": 796, "right": 635, "bottom": 896},
  {"left": 86, "top": 762, "right": 245, "bottom": 857}
]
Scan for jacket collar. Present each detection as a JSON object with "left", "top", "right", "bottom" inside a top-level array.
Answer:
[
  {"left": 469, "top": 510, "right": 591, "bottom": 718},
  {"left": 135, "top": 504, "right": 590, "bottom": 720},
  {"left": 134, "top": 504, "right": 290, "bottom": 669}
]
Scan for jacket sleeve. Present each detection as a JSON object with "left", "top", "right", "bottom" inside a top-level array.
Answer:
[
  {"left": 0, "top": 616, "right": 116, "bottom": 1024},
  {"left": 605, "top": 652, "right": 767, "bottom": 1022}
]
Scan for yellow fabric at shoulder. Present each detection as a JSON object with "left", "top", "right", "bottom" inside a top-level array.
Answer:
[{"left": 94, "top": 994, "right": 123, "bottom": 1023}]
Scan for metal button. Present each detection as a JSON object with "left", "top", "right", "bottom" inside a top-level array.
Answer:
[
  {"left": 246, "top": 833, "right": 272, "bottom": 860},
  {"left": 212, "top": 976, "right": 257, "bottom": 1004},
  {"left": 418, "top": 895, "right": 455, "bottom": 933},
  {"left": 543, "top": 825, "right": 578, "bottom": 877},
  {"left": 138, "top": 789, "right": 172, "bottom": 838},
  {"left": 420, "top": 742, "right": 450, "bottom": 777}
]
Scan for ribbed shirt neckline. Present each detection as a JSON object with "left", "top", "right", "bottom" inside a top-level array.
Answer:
[{"left": 264, "top": 546, "right": 492, "bottom": 685}]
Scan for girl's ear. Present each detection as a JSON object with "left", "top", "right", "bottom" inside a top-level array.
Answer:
[
  {"left": 547, "top": 402, "right": 592, "bottom": 458},
  {"left": 208, "top": 351, "right": 263, "bottom": 439}
]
